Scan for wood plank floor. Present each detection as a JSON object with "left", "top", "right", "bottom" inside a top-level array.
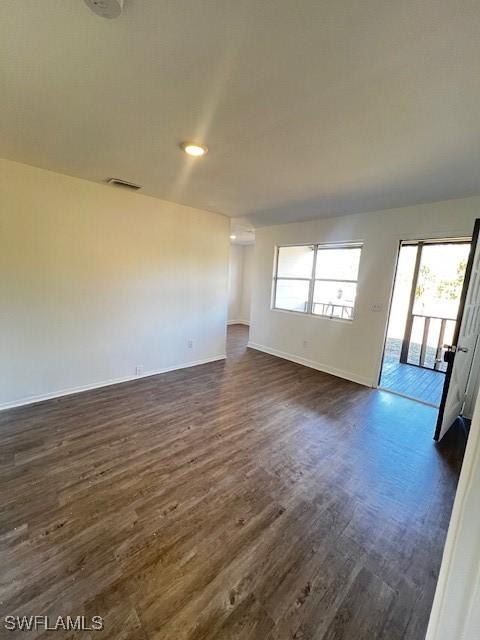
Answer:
[
  {"left": 0, "top": 325, "right": 466, "bottom": 639},
  {"left": 380, "top": 358, "right": 446, "bottom": 407}
]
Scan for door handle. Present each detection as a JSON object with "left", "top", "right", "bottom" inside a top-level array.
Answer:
[{"left": 443, "top": 344, "right": 468, "bottom": 358}]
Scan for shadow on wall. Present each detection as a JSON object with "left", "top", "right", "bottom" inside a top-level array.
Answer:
[{"left": 228, "top": 243, "right": 254, "bottom": 325}]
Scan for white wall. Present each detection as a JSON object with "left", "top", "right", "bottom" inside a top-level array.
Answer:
[
  {"left": 240, "top": 245, "right": 254, "bottom": 323},
  {"left": 249, "top": 197, "right": 480, "bottom": 387},
  {"left": 0, "top": 159, "right": 229, "bottom": 409},
  {"left": 228, "top": 244, "right": 244, "bottom": 323},
  {"left": 227, "top": 244, "right": 253, "bottom": 324}
]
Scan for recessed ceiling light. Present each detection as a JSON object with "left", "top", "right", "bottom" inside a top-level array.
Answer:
[
  {"left": 84, "top": 0, "right": 124, "bottom": 19},
  {"left": 230, "top": 234, "right": 237, "bottom": 240},
  {"left": 180, "top": 142, "right": 208, "bottom": 157}
]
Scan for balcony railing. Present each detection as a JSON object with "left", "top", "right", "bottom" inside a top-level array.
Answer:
[
  {"left": 313, "top": 302, "right": 354, "bottom": 319},
  {"left": 400, "top": 314, "right": 456, "bottom": 371}
]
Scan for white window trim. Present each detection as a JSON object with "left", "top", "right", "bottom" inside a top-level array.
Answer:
[{"left": 272, "top": 241, "right": 363, "bottom": 321}]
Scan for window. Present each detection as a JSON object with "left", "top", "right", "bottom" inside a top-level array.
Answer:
[{"left": 273, "top": 243, "right": 362, "bottom": 320}]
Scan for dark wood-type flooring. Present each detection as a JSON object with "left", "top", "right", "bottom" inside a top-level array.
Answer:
[{"left": 0, "top": 325, "right": 466, "bottom": 639}]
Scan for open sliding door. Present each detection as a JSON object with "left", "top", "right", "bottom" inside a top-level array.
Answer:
[{"left": 435, "top": 219, "right": 480, "bottom": 440}]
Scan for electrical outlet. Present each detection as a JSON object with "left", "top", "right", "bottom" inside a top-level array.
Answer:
[
  {"left": 187, "top": 339, "right": 193, "bottom": 349},
  {"left": 302, "top": 340, "right": 308, "bottom": 349},
  {"left": 135, "top": 365, "right": 143, "bottom": 376},
  {"left": 371, "top": 304, "right": 382, "bottom": 313}
]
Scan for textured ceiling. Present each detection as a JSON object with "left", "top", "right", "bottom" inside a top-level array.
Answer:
[{"left": 1, "top": 0, "right": 480, "bottom": 226}]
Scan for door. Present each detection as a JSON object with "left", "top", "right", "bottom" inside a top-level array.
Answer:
[{"left": 435, "top": 219, "right": 480, "bottom": 440}]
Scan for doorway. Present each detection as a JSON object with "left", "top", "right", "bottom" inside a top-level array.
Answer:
[{"left": 379, "top": 238, "right": 471, "bottom": 406}]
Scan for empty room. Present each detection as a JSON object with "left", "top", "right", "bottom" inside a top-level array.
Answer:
[{"left": 2, "top": 2, "right": 480, "bottom": 639}]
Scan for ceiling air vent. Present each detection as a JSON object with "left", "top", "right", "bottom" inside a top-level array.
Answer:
[{"left": 106, "top": 178, "right": 142, "bottom": 191}]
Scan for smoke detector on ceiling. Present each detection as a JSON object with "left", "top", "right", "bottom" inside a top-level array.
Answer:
[{"left": 84, "top": 0, "right": 124, "bottom": 19}]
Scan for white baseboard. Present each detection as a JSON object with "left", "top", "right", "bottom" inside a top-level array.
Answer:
[
  {"left": 247, "top": 341, "right": 372, "bottom": 388},
  {"left": 227, "top": 320, "right": 250, "bottom": 326},
  {"left": 0, "top": 354, "right": 226, "bottom": 412}
]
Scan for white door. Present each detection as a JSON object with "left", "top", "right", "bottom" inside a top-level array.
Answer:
[{"left": 436, "top": 219, "right": 480, "bottom": 440}]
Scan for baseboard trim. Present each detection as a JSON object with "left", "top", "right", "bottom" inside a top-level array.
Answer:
[
  {"left": 247, "top": 341, "right": 372, "bottom": 388},
  {"left": 227, "top": 320, "right": 250, "bottom": 326},
  {"left": 0, "top": 354, "right": 226, "bottom": 412}
]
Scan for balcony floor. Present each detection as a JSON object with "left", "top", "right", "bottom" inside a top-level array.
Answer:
[{"left": 380, "top": 357, "right": 446, "bottom": 406}]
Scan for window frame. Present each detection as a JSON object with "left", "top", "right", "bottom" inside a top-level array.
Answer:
[{"left": 272, "top": 241, "right": 363, "bottom": 321}]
